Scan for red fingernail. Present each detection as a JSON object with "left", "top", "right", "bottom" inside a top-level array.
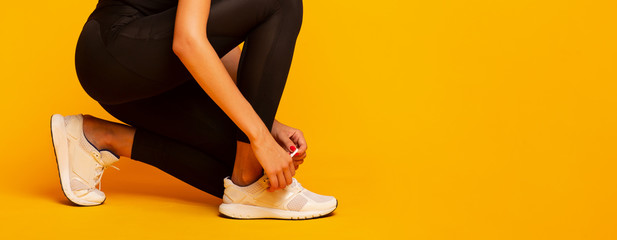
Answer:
[{"left": 290, "top": 146, "right": 296, "bottom": 151}]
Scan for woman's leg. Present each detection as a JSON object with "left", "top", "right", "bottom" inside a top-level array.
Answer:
[
  {"left": 81, "top": 114, "right": 233, "bottom": 197},
  {"left": 82, "top": 114, "right": 135, "bottom": 157}
]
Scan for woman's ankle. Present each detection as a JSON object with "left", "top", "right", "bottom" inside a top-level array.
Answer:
[
  {"left": 231, "top": 171, "right": 263, "bottom": 186},
  {"left": 231, "top": 141, "right": 264, "bottom": 186},
  {"left": 82, "top": 114, "right": 114, "bottom": 152}
]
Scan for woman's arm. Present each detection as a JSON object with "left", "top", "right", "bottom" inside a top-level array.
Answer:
[{"left": 172, "top": 0, "right": 295, "bottom": 189}]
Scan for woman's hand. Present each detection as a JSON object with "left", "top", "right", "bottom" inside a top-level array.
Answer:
[
  {"left": 271, "top": 120, "right": 308, "bottom": 170},
  {"left": 251, "top": 130, "right": 295, "bottom": 192}
]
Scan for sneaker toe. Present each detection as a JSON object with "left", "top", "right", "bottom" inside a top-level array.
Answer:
[{"left": 299, "top": 190, "right": 337, "bottom": 212}]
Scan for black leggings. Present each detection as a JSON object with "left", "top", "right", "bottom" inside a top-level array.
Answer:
[{"left": 74, "top": 0, "right": 303, "bottom": 198}]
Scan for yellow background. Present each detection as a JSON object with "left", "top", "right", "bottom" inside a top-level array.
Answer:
[{"left": 1, "top": 0, "right": 616, "bottom": 239}]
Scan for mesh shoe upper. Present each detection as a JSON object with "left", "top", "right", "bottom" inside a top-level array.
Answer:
[{"left": 64, "top": 114, "right": 119, "bottom": 202}]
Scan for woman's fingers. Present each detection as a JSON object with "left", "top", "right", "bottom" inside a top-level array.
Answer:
[
  {"left": 294, "top": 159, "right": 304, "bottom": 169},
  {"left": 294, "top": 130, "right": 307, "bottom": 152},
  {"left": 291, "top": 130, "right": 307, "bottom": 160},
  {"left": 293, "top": 151, "right": 306, "bottom": 161},
  {"left": 268, "top": 173, "right": 279, "bottom": 192},
  {"left": 280, "top": 137, "right": 296, "bottom": 154},
  {"left": 288, "top": 162, "right": 296, "bottom": 177},
  {"left": 283, "top": 168, "right": 293, "bottom": 188},
  {"left": 268, "top": 166, "right": 295, "bottom": 191},
  {"left": 277, "top": 172, "right": 286, "bottom": 189}
]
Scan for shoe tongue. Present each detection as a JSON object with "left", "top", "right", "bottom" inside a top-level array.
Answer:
[{"left": 99, "top": 150, "right": 120, "bottom": 166}]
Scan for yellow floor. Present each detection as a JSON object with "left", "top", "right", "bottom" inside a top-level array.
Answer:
[{"left": 2, "top": 0, "right": 617, "bottom": 239}]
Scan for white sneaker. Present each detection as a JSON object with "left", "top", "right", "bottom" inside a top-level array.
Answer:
[
  {"left": 50, "top": 114, "right": 119, "bottom": 206},
  {"left": 219, "top": 175, "right": 338, "bottom": 219}
]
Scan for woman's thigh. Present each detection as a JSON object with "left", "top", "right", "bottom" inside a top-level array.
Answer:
[{"left": 76, "top": 5, "right": 192, "bottom": 105}]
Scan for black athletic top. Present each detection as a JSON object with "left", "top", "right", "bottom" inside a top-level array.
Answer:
[
  {"left": 121, "top": 0, "right": 178, "bottom": 15},
  {"left": 120, "top": 0, "right": 177, "bottom": 15},
  {"left": 96, "top": 0, "right": 178, "bottom": 16}
]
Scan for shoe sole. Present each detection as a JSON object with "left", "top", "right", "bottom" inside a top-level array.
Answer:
[
  {"left": 50, "top": 114, "right": 103, "bottom": 206},
  {"left": 219, "top": 201, "right": 338, "bottom": 220}
]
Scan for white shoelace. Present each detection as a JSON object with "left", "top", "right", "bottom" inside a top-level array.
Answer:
[{"left": 91, "top": 151, "right": 119, "bottom": 191}]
